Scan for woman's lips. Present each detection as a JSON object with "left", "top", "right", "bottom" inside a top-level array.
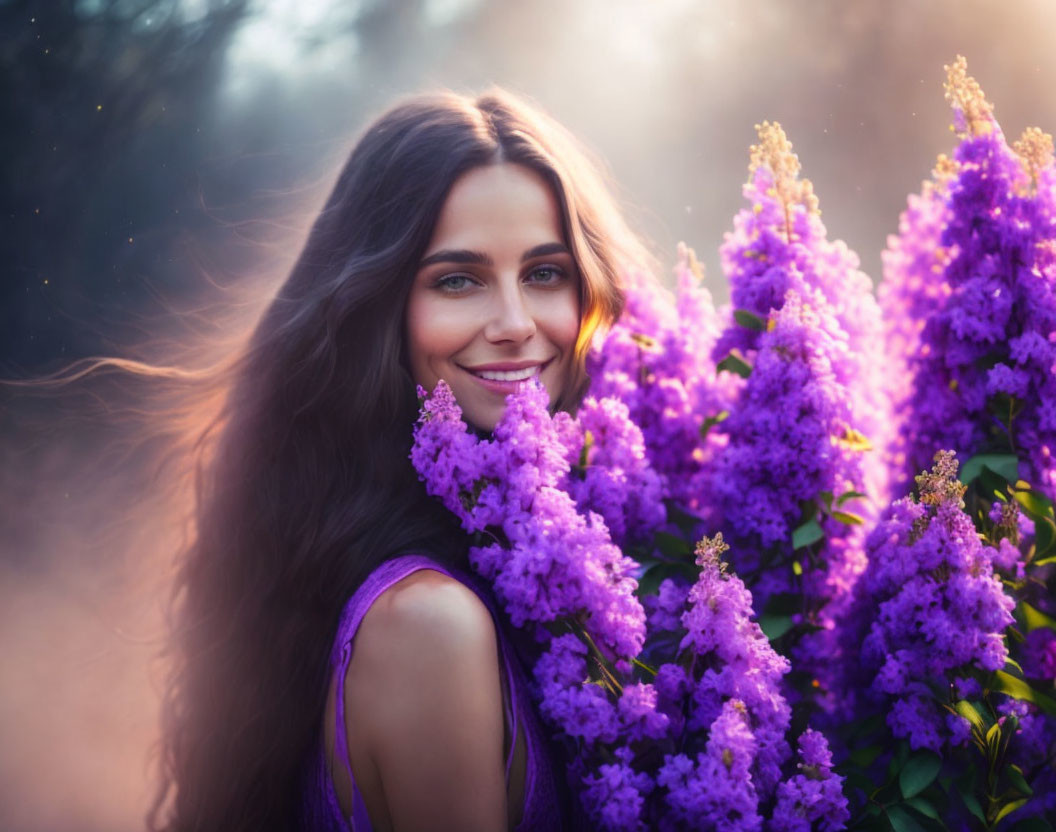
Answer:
[{"left": 460, "top": 359, "right": 552, "bottom": 395}]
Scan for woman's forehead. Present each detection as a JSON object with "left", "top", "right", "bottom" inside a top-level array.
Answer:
[{"left": 423, "top": 163, "right": 566, "bottom": 259}]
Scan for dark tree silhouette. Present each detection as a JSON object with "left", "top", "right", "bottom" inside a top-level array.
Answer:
[{"left": 0, "top": 0, "right": 250, "bottom": 371}]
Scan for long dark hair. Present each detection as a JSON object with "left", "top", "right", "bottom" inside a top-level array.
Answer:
[{"left": 148, "top": 88, "right": 649, "bottom": 831}]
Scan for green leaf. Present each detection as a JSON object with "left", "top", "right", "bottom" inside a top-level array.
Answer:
[
  {"left": 1015, "top": 487, "right": 1055, "bottom": 520},
  {"left": 819, "top": 490, "right": 834, "bottom": 510},
  {"left": 654, "top": 531, "right": 693, "bottom": 559},
  {"left": 1004, "top": 656, "right": 1026, "bottom": 675},
  {"left": 1013, "top": 819, "right": 1056, "bottom": 832},
  {"left": 956, "top": 781, "right": 986, "bottom": 824},
  {"left": 733, "top": 308, "right": 766, "bottom": 331},
  {"left": 985, "top": 722, "right": 1000, "bottom": 745},
  {"left": 578, "top": 429, "right": 594, "bottom": 468},
  {"left": 886, "top": 805, "right": 927, "bottom": 832},
  {"left": 635, "top": 562, "right": 687, "bottom": 598},
  {"left": 831, "top": 510, "right": 865, "bottom": 525},
  {"left": 764, "top": 593, "right": 802, "bottom": 616},
  {"left": 793, "top": 518, "right": 825, "bottom": 550},
  {"left": 665, "top": 501, "right": 703, "bottom": 536},
  {"left": 631, "top": 657, "right": 658, "bottom": 678},
  {"left": 758, "top": 614, "right": 794, "bottom": 641},
  {"left": 700, "top": 409, "right": 730, "bottom": 439},
  {"left": 1034, "top": 552, "right": 1056, "bottom": 567},
  {"left": 1006, "top": 763, "right": 1033, "bottom": 797},
  {"left": 960, "top": 453, "right": 1019, "bottom": 485},
  {"left": 716, "top": 351, "right": 752, "bottom": 378},
  {"left": 904, "top": 796, "right": 940, "bottom": 821},
  {"left": 836, "top": 490, "right": 868, "bottom": 507},
  {"left": 1033, "top": 517, "right": 1056, "bottom": 557},
  {"left": 900, "top": 751, "right": 942, "bottom": 799},
  {"left": 992, "top": 670, "right": 1056, "bottom": 717},
  {"left": 952, "top": 700, "right": 986, "bottom": 733},
  {"left": 994, "top": 798, "right": 1030, "bottom": 825},
  {"left": 792, "top": 559, "right": 803, "bottom": 576},
  {"left": 848, "top": 744, "right": 883, "bottom": 768},
  {"left": 979, "top": 465, "right": 1011, "bottom": 501}
]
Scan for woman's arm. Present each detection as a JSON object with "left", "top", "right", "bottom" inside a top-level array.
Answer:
[{"left": 343, "top": 570, "right": 508, "bottom": 832}]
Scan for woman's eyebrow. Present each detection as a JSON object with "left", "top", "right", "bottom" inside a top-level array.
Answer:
[
  {"left": 417, "top": 242, "right": 571, "bottom": 270},
  {"left": 521, "top": 242, "right": 570, "bottom": 261},
  {"left": 418, "top": 249, "right": 493, "bottom": 268}
]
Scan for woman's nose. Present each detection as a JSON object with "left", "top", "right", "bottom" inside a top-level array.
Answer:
[{"left": 483, "top": 281, "right": 536, "bottom": 344}]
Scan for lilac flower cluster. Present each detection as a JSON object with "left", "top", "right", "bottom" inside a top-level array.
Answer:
[
  {"left": 891, "top": 57, "right": 1056, "bottom": 501},
  {"left": 580, "top": 746, "right": 654, "bottom": 832},
  {"left": 713, "top": 123, "right": 894, "bottom": 513},
  {"left": 666, "top": 535, "right": 793, "bottom": 798},
  {"left": 412, "top": 385, "right": 849, "bottom": 830},
  {"left": 701, "top": 124, "right": 895, "bottom": 701},
  {"left": 411, "top": 379, "right": 646, "bottom": 659},
  {"left": 557, "top": 395, "right": 666, "bottom": 546},
  {"left": 586, "top": 246, "right": 738, "bottom": 515},
  {"left": 658, "top": 700, "right": 762, "bottom": 831},
  {"left": 770, "top": 730, "right": 850, "bottom": 832},
  {"left": 708, "top": 291, "right": 864, "bottom": 563},
  {"left": 647, "top": 536, "right": 846, "bottom": 829},
  {"left": 853, "top": 451, "right": 1015, "bottom": 752},
  {"left": 877, "top": 161, "right": 955, "bottom": 491}
]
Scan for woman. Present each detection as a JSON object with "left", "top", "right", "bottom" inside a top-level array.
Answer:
[{"left": 149, "top": 88, "right": 651, "bottom": 831}]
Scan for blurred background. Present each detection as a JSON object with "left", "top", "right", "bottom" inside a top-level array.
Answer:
[{"left": 1, "top": 0, "right": 1055, "bottom": 829}]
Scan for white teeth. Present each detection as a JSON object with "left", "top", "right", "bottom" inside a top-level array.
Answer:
[{"left": 474, "top": 365, "right": 541, "bottom": 382}]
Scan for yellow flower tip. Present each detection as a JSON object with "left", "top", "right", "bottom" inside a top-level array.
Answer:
[
  {"left": 677, "top": 243, "right": 706, "bottom": 284},
  {"left": 748, "top": 120, "right": 819, "bottom": 217},
  {"left": 943, "top": 55, "right": 995, "bottom": 138},
  {"left": 1013, "top": 126, "right": 1054, "bottom": 187},
  {"left": 931, "top": 153, "right": 960, "bottom": 189}
]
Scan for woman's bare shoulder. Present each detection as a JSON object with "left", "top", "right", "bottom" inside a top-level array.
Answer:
[
  {"left": 343, "top": 567, "right": 508, "bottom": 830},
  {"left": 344, "top": 566, "right": 503, "bottom": 731},
  {"left": 356, "top": 568, "right": 496, "bottom": 660}
]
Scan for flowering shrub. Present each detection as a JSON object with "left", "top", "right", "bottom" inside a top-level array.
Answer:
[
  {"left": 885, "top": 56, "right": 1056, "bottom": 504},
  {"left": 404, "top": 54, "right": 1056, "bottom": 832},
  {"left": 412, "top": 382, "right": 846, "bottom": 830},
  {"left": 699, "top": 123, "right": 894, "bottom": 712},
  {"left": 586, "top": 245, "right": 738, "bottom": 517},
  {"left": 852, "top": 451, "right": 1015, "bottom": 751}
]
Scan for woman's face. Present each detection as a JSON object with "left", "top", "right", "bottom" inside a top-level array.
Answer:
[{"left": 405, "top": 163, "right": 581, "bottom": 431}]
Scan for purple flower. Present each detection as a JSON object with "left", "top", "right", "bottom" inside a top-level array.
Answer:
[
  {"left": 412, "top": 380, "right": 646, "bottom": 659},
  {"left": 1022, "top": 628, "right": 1056, "bottom": 682},
  {"left": 890, "top": 58, "right": 1056, "bottom": 503},
  {"left": 658, "top": 700, "right": 763, "bottom": 832},
  {"left": 534, "top": 634, "right": 620, "bottom": 745},
  {"left": 851, "top": 451, "right": 1016, "bottom": 751},
  {"left": 560, "top": 396, "right": 666, "bottom": 544},
  {"left": 770, "top": 729, "right": 849, "bottom": 832},
  {"left": 704, "top": 122, "right": 895, "bottom": 704},
  {"left": 580, "top": 747, "right": 653, "bottom": 832},
  {"left": 643, "top": 578, "right": 690, "bottom": 633},
  {"left": 677, "top": 535, "right": 792, "bottom": 796},
  {"left": 587, "top": 247, "right": 738, "bottom": 514},
  {"left": 617, "top": 683, "right": 670, "bottom": 742}
]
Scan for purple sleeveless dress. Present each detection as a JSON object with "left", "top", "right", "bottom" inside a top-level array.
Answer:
[{"left": 299, "top": 554, "right": 567, "bottom": 831}]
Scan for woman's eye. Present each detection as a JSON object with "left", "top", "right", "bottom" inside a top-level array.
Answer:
[
  {"left": 435, "top": 274, "right": 475, "bottom": 292},
  {"left": 526, "top": 266, "right": 565, "bottom": 285}
]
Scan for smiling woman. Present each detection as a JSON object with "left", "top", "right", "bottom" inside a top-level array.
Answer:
[
  {"left": 406, "top": 163, "right": 581, "bottom": 431},
  {"left": 149, "top": 89, "right": 652, "bottom": 832}
]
